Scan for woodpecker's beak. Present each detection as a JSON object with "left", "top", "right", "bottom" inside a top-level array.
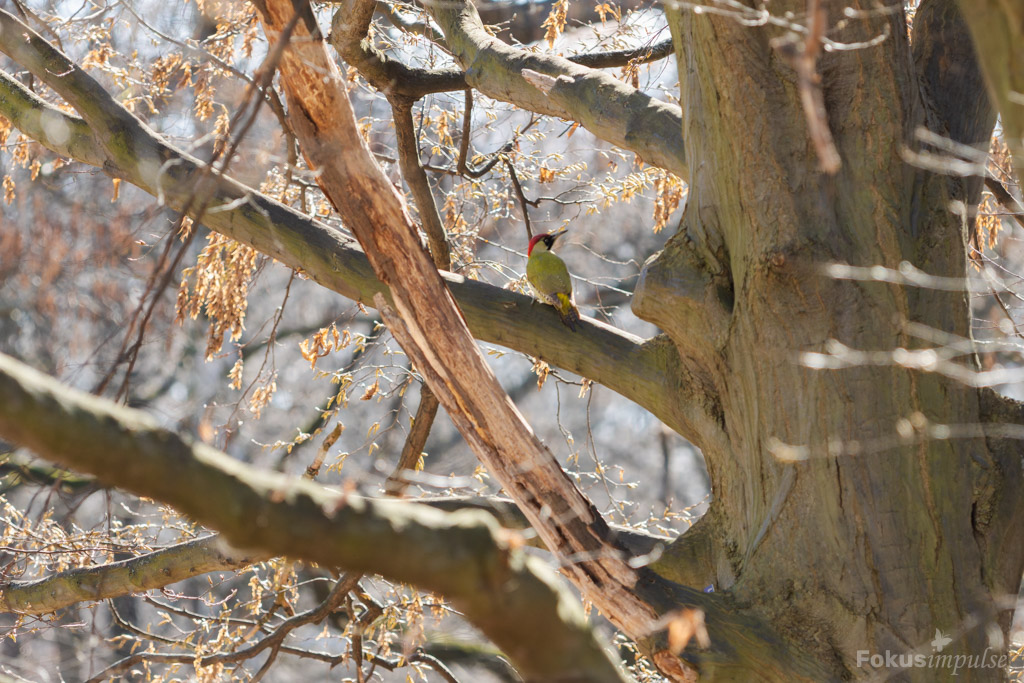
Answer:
[{"left": 550, "top": 226, "right": 568, "bottom": 242}]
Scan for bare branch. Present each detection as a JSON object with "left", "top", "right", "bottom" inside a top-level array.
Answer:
[
  {"left": 424, "top": 0, "right": 687, "bottom": 177},
  {"left": 0, "top": 494, "right": 667, "bottom": 615},
  {"left": 503, "top": 156, "right": 534, "bottom": 238},
  {"left": 455, "top": 89, "right": 507, "bottom": 179},
  {"left": 88, "top": 573, "right": 359, "bottom": 682},
  {"left": 389, "top": 96, "right": 451, "bottom": 268},
  {"left": 984, "top": 174, "right": 1024, "bottom": 231},
  {"left": 0, "top": 535, "right": 264, "bottom": 615},
  {"left": 384, "top": 388, "right": 440, "bottom": 496}
]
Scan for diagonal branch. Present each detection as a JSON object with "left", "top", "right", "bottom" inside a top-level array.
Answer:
[
  {"left": 384, "top": 386, "right": 440, "bottom": 496},
  {"left": 984, "top": 174, "right": 1024, "bottom": 231},
  {"left": 253, "top": 2, "right": 673, "bottom": 669},
  {"left": 385, "top": 93, "right": 451, "bottom": 496},
  {"left": 389, "top": 96, "right": 451, "bottom": 268}
]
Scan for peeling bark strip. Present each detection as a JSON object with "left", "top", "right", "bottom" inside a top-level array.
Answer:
[{"left": 251, "top": 0, "right": 674, "bottom": 663}]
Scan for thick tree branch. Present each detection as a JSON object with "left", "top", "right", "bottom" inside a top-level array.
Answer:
[
  {"left": 0, "top": 496, "right": 669, "bottom": 615},
  {"left": 0, "top": 40, "right": 692, "bottom": 441},
  {"left": 633, "top": 239, "right": 731, "bottom": 453},
  {"left": 0, "top": 352, "right": 627, "bottom": 683},
  {"left": 328, "top": 1, "right": 466, "bottom": 98},
  {"left": 329, "top": 0, "right": 675, "bottom": 100},
  {"left": 423, "top": 0, "right": 687, "bottom": 177},
  {"left": 646, "top": 513, "right": 718, "bottom": 592}
]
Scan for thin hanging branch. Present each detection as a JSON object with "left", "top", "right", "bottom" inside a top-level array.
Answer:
[
  {"left": 385, "top": 94, "right": 452, "bottom": 496},
  {"left": 455, "top": 89, "right": 505, "bottom": 179}
]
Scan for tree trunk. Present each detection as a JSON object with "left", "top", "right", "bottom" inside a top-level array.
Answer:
[{"left": 633, "top": 1, "right": 1024, "bottom": 677}]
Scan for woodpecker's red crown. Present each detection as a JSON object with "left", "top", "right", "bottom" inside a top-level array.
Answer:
[{"left": 527, "top": 227, "right": 567, "bottom": 256}]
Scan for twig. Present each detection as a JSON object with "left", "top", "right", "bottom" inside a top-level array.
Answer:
[
  {"left": 455, "top": 89, "right": 504, "bottom": 179},
  {"left": 86, "top": 573, "right": 360, "bottom": 682},
  {"left": 384, "top": 387, "right": 440, "bottom": 495},
  {"left": 306, "top": 421, "right": 344, "bottom": 479},
  {"left": 503, "top": 157, "right": 534, "bottom": 238},
  {"left": 771, "top": 0, "right": 840, "bottom": 174},
  {"left": 984, "top": 174, "right": 1024, "bottom": 231},
  {"left": 410, "top": 651, "right": 461, "bottom": 683},
  {"left": 99, "top": 13, "right": 302, "bottom": 401}
]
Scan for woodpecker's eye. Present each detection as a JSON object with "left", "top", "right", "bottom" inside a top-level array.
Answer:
[{"left": 544, "top": 236, "right": 554, "bottom": 248}]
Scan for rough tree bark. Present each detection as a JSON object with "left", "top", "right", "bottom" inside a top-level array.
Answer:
[{"left": 629, "top": 0, "right": 1024, "bottom": 678}]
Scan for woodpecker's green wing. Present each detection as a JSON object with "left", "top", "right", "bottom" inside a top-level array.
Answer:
[{"left": 527, "top": 250, "right": 573, "bottom": 302}]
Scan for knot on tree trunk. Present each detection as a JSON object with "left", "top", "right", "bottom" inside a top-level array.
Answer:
[{"left": 633, "top": 231, "right": 732, "bottom": 381}]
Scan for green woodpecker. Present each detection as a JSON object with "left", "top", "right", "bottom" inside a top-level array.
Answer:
[{"left": 527, "top": 226, "right": 580, "bottom": 331}]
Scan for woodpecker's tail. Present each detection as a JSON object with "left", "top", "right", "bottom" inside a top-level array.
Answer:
[{"left": 555, "top": 293, "right": 580, "bottom": 332}]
